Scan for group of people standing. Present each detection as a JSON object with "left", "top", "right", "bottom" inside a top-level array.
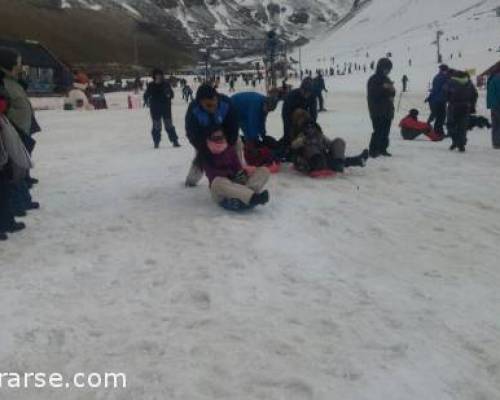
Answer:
[{"left": 0, "top": 47, "right": 40, "bottom": 241}]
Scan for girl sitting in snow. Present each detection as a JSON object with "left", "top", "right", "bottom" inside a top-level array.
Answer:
[
  {"left": 290, "top": 109, "right": 368, "bottom": 177},
  {"left": 202, "top": 129, "right": 270, "bottom": 211},
  {"left": 399, "top": 109, "right": 443, "bottom": 141}
]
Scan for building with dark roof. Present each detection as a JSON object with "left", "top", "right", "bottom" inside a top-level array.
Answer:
[{"left": 0, "top": 38, "right": 73, "bottom": 94}]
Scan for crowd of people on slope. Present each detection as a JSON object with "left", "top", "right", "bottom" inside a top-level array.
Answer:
[{"left": 0, "top": 47, "right": 41, "bottom": 241}]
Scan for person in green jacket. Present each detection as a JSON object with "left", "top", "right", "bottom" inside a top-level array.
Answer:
[{"left": 487, "top": 66, "right": 500, "bottom": 149}]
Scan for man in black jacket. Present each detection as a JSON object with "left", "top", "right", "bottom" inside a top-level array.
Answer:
[
  {"left": 184, "top": 84, "right": 239, "bottom": 186},
  {"left": 313, "top": 72, "right": 328, "bottom": 112},
  {"left": 281, "top": 77, "right": 317, "bottom": 149},
  {"left": 143, "top": 69, "right": 180, "bottom": 149},
  {"left": 367, "top": 58, "right": 396, "bottom": 157}
]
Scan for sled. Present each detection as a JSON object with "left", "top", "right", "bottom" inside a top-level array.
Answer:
[
  {"left": 309, "top": 169, "right": 336, "bottom": 179},
  {"left": 219, "top": 198, "right": 256, "bottom": 212}
]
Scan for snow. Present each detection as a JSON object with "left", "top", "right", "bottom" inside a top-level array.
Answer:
[
  {"left": 1, "top": 79, "right": 500, "bottom": 399},
  {"left": 301, "top": 0, "right": 500, "bottom": 90},
  {"left": 119, "top": 2, "right": 141, "bottom": 18}
]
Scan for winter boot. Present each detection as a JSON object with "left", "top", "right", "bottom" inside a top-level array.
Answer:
[
  {"left": 250, "top": 190, "right": 270, "bottom": 207},
  {"left": 329, "top": 158, "right": 345, "bottom": 173},
  {"left": 345, "top": 150, "right": 369, "bottom": 168},
  {"left": 0, "top": 231, "right": 7, "bottom": 241},
  {"left": 381, "top": 150, "right": 392, "bottom": 157},
  {"left": 5, "top": 220, "right": 26, "bottom": 233}
]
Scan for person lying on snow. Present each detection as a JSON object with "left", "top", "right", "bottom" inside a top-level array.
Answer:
[
  {"left": 399, "top": 109, "right": 444, "bottom": 141},
  {"left": 290, "top": 109, "right": 369, "bottom": 177},
  {"left": 230, "top": 91, "right": 281, "bottom": 171},
  {"left": 203, "top": 129, "right": 270, "bottom": 211}
]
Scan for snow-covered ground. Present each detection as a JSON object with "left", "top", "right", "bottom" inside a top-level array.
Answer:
[
  {"left": 301, "top": 0, "right": 500, "bottom": 91},
  {"left": 1, "top": 83, "right": 500, "bottom": 400}
]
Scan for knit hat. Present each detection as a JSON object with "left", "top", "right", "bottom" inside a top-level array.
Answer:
[{"left": 409, "top": 109, "right": 419, "bottom": 118}]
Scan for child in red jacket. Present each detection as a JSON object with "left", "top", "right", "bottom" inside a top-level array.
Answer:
[{"left": 400, "top": 109, "right": 444, "bottom": 141}]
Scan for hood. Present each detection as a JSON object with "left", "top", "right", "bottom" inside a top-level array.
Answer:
[{"left": 376, "top": 58, "right": 393, "bottom": 75}]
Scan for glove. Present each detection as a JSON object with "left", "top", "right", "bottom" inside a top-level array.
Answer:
[{"left": 232, "top": 170, "right": 248, "bottom": 185}]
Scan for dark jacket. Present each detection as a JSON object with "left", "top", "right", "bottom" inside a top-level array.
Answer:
[
  {"left": 444, "top": 76, "right": 478, "bottom": 120},
  {"left": 313, "top": 76, "right": 326, "bottom": 94},
  {"left": 282, "top": 88, "right": 317, "bottom": 143},
  {"left": 203, "top": 145, "right": 242, "bottom": 184},
  {"left": 367, "top": 60, "right": 396, "bottom": 120},
  {"left": 143, "top": 81, "right": 174, "bottom": 118},
  {"left": 428, "top": 72, "right": 449, "bottom": 105},
  {"left": 185, "top": 94, "right": 239, "bottom": 153}
]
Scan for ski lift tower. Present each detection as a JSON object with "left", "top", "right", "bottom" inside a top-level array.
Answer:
[{"left": 265, "top": 30, "right": 280, "bottom": 92}]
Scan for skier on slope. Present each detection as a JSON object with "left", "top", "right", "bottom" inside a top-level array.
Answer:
[
  {"left": 143, "top": 69, "right": 180, "bottom": 149},
  {"left": 367, "top": 58, "right": 396, "bottom": 158}
]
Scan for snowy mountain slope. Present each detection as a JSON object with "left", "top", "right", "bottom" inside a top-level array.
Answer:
[
  {"left": 57, "top": 0, "right": 361, "bottom": 45},
  {"left": 302, "top": 0, "right": 500, "bottom": 90}
]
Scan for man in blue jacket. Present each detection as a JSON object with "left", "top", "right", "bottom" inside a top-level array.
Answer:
[
  {"left": 231, "top": 91, "right": 279, "bottom": 166},
  {"left": 185, "top": 84, "right": 239, "bottom": 186},
  {"left": 486, "top": 64, "right": 500, "bottom": 149},
  {"left": 426, "top": 64, "right": 450, "bottom": 137},
  {"left": 231, "top": 92, "right": 278, "bottom": 142}
]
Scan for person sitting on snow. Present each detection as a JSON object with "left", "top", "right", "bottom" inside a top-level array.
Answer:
[
  {"left": 203, "top": 129, "right": 270, "bottom": 211},
  {"left": 231, "top": 91, "right": 280, "bottom": 170},
  {"left": 399, "top": 109, "right": 443, "bottom": 141},
  {"left": 281, "top": 77, "right": 318, "bottom": 151},
  {"left": 185, "top": 84, "right": 240, "bottom": 187},
  {"left": 290, "top": 109, "right": 369, "bottom": 177}
]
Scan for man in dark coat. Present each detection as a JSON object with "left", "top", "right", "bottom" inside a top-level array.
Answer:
[
  {"left": 367, "top": 58, "right": 396, "bottom": 157},
  {"left": 281, "top": 77, "right": 317, "bottom": 149},
  {"left": 143, "top": 69, "right": 180, "bottom": 149},
  {"left": 185, "top": 84, "right": 239, "bottom": 186},
  {"left": 445, "top": 71, "right": 478, "bottom": 152},
  {"left": 426, "top": 64, "right": 450, "bottom": 136},
  {"left": 313, "top": 72, "right": 328, "bottom": 112}
]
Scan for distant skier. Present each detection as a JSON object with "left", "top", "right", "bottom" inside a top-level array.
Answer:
[
  {"left": 402, "top": 75, "right": 409, "bottom": 92},
  {"left": 313, "top": 72, "right": 328, "bottom": 112},
  {"left": 183, "top": 84, "right": 194, "bottom": 103},
  {"left": 367, "top": 58, "right": 396, "bottom": 157},
  {"left": 426, "top": 64, "right": 450, "bottom": 137},
  {"left": 143, "top": 69, "right": 180, "bottom": 149}
]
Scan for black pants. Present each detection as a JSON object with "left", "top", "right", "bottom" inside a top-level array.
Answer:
[
  {"left": 151, "top": 110, "right": 178, "bottom": 146},
  {"left": 448, "top": 114, "right": 469, "bottom": 149},
  {"left": 369, "top": 116, "right": 392, "bottom": 155},
  {"left": 317, "top": 93, "right": 325, "bottom": 111},
  {"left": 428, "top": 102, "right": 446, "bottom": 135}
]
